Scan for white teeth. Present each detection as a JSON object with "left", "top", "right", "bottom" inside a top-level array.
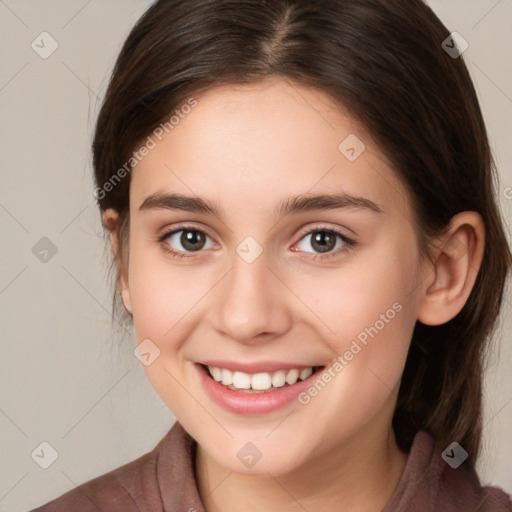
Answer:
[
  {"left": 271, "top": 370, "right": 286, "bottom": 388},
  {"left": 209, "top": 366, "right": 222, "bottom": 382},
  {"left": 221, "top": 368, "right": 233, "bottom": 386},
  {"left": 232, "top": 371, "right": 251, "bottom": 389},
  {"left": 285, "top": 369, "right": 299, "bottom": 385},
  {"left": 299, "top": 367, "right": 313, "bottom": 380},
  {"left": 206, "top": 365, "right": 316, "bottom": 391},
  {"left": 251, "top": 372, "right": 272, "bottom": 390}
]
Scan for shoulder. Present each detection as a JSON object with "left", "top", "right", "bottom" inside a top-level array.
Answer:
[
  {"left": 384, "top": 430, "right": 512, "bottom": 512},
  {"left": 28, "top": 453, "right": 157, "bottom": 512},
  {"left": 436, "top": 446, "right": 512, "bottom": 512},
  {"left": 28, "top": 423, "right": 187, "bottom": 512}
]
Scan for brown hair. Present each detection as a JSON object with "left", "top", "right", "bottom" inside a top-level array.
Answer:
[{"left": 92, "top": 0, "right": 511, "bottom": 467}]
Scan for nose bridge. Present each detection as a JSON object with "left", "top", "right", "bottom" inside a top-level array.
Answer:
[{"left": 211, "top": 243, "right": 292, "bottom": 343}]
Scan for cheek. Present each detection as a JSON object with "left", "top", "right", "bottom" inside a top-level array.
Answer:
[
  {"left": 126, "top": 249, "right": 200, "bottom": 409},
  {"left": 292, "top": 238, "right": 419, "bottom": 388},
  {"left": 127, "top": 242, "right": 209, "bottom": 337},
  {"left": 298, "top": 239, "right": 418, "bottom": 337}
]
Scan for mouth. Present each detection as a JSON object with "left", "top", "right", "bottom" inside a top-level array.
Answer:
[{"left": 199, "top": 363, "right": 325, "bottom": 394}]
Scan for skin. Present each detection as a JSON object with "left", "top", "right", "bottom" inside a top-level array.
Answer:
[{"left": 103, "top": 78, "right": 485, "bottom": 512}]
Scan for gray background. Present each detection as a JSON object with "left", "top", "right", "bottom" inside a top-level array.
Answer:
[{"left": 0, "top": 1, "right": 511, "bottom": 510}]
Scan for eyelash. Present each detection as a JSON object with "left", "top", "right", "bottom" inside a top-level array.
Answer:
[{"left": 157, "top": 223, "right": 357, "bottom": 261}]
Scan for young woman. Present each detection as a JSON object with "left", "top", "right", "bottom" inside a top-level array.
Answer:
[{"left": 31, "top": 0, "right": 512, "bottom": 510}]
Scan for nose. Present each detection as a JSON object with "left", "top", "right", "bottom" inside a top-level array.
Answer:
[{"left": 210, "top": 250, "right": 293, "bottom": 345}]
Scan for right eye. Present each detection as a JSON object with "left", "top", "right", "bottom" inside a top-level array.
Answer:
[{"left": 159, "top": 227, "right": 217, "bottom": 259}]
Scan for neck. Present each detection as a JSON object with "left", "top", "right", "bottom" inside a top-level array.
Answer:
[{"left": 195, "top": 421, "right": 409, "bottom": 512}]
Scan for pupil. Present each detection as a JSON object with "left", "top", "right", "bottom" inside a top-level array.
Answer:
[
  {"left": 312, "top": 231, "right": 335, "bottom": 253},
  {"left": 182, "top": 230, "right": 205, "bottom": 251}
]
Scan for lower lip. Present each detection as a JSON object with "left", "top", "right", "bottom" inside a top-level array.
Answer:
[{"left": 196, "top": 364, "right": 323, "bottom": 415}]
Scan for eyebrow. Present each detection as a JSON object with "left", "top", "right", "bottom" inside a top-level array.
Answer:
[{"left": 138, "top": 192, "right": 383, "bottom": 217}]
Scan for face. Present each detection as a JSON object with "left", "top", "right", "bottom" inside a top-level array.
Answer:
[{"left": 120, "top": 78, "right": 425, "bottom": 476}]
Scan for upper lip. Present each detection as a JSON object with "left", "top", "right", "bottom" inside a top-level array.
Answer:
[{"left": 196, "top": 360, "right": 324, "bottom": 374}]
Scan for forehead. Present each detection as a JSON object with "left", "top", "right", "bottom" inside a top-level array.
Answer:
[{"left": 130, "top": 79, "right": 411, "bottom": 220}]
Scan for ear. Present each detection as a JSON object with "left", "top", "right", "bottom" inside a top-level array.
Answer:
[
  {"left": 417, "top": 211, "right": 485, "bottom": 326},
  {"left": 102, "top": 208, "right": 132, "bottom": 315}
]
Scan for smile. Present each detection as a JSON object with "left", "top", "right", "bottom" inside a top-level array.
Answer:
[
  {"left": 206, "top": 365, "right": 322, "bottom": 393},
  {"left": 196, "top": 363, "right": 326, "bottom": 414}
]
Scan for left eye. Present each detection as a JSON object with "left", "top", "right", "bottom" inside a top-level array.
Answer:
[
  {"left": 164, "top": 229, "right": 216, "bottom": 253},
  {"left": 295, "top": 229, "right": 349, "bottom": 254}
]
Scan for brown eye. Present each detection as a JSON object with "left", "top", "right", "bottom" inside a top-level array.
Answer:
[
  {"left": 162, "top": 228, "right": 215, "bottom": 254},
  {"left": 310, "top": 231, "right": 337, "bottom": 253},
  {"left": 180, "top": 230, "right": 206, "bottom": 251},
  {"left": 295, "top": 228, "right": 353, "bottom": 256}
]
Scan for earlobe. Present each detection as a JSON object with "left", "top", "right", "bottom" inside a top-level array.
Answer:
[
  {"left": 102, "top": 208, "right": 133, "bottom": 315},
  {"left": 120, "top": 274, "right": 133, "bottom": 315},
  {"left": 417, "top": 212, "right": 485, "bottom": 326}
]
